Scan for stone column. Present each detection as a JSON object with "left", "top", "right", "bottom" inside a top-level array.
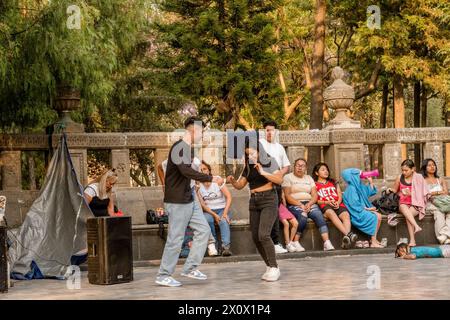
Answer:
[
  {"left": 287, "top": 146, "right": 306, "bottom": 170},
  {"left": 382, "top": 143, "right": 402, "bottom": 180},
  {"left": 154, "top": 148, "right": 170, "bottom": 186},
  {"left": 0, "top": 151, "right": 22, "bottom": 190},
  {"left": 110, "top": 149, "right": 131, "bottom": 187},
  {"left": 69, "top": 149, "right": 88, "bottom": 186},
  {"left": 324, "top": 134, "right": 364, "bottom": 179},
  {"left": 423, "top": 142, "right": 444, "bottom": 175},
  {"left": 446, "top": 143, "right": 450, "bottom": 177}
]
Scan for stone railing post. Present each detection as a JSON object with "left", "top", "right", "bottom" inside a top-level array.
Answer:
[
  {"left": 68, "top": 148, "right": 88, "bottom": 186},
  {"left": 154, "top": 148, "right": 170, "bottom": 186},
  {"left": 423, "top": 142, "right": 444, "bottom": 175},
  {"left": 382, "top": 143, "right": 403, "bottom": 180},
  {"left": 111, "top": 149, "right": 131, "bottom": 187},
  {"left": 323, "top": 67, "right": 364, "bottom": 180},
  {"left": 287, "top": 146, "right": 306, "bottom": 170},
  {"left": 0, "top": 151, "right": 22, "bottom": 190}
]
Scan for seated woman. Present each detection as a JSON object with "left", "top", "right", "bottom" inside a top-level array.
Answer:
[
  {"left": 395, "top": 242, "right": 450, "bottom": 260},
  {"left": 84, "top": 169, "right": 118, "bottom": 217},
  {"left": 388, "top": 159, "right": 427, "bottom": 247},
  {"left": 313, "top": 162, "right": 358, "bottom": 249},
  {"left": 283, "top": 158, "right": 335, "bottom": 252},
  {"left": 341, "top": 168, "right": 384, "bottom": 248},
  {"left": 197, "top": 161, "right": 233, "bottom": 256},
  {"left": 421, "top": 158, "right": 450, "bottom": 244}
]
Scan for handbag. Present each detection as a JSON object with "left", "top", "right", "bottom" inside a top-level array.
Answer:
[
  {"left": 432, "top": 194, "right": 450, "bottom": 213},
  {"left": 372, "top": 190, "right": 400, "bottom": 215}
]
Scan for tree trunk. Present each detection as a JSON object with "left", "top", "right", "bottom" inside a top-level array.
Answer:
[
  {"left": 413, "top": 81, "right": 421, "bottom": 163},
  {"left": 421, "top": 84, "right": 427, "bottom": 128},
  {"left": 308, "top": 0, "right": 326, "bottom": 171},
  {"left": 380, "top": 83, "right": 388, "bottom": 129},
  {"left": 393, "top": 74, "right": 407, "bottom": 159}
]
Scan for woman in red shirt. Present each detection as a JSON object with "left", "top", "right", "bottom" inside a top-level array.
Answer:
[{"left": 313, "top": 162, "right": 358, "bottom": 249}]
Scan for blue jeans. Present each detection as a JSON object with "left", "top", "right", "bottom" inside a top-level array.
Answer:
[
  {"left": 204, "top": 208, "right": 231, "bottom": 247},
  {"left": 288, "top": 203, "right": 328, "bottom": 236},
  {"left": 158, "top": 193, "right": 210, "bottom": 277}
]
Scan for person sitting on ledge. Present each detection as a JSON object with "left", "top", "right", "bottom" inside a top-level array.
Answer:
[
  {"left": 341, "top": 168, "right": 384, "bottom": 248},
  {"left": 84, "top": 169, "right": 118, "bottom": 217},
  {"left": 197, "top": 160, "right": 233, "bottom": 257}
]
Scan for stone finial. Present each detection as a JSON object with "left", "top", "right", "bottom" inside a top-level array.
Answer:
[{"left": 324, "top": 67, "right": 360, "bottom": 129}]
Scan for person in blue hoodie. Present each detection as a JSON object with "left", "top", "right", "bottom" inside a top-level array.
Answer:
[{"left": 341, "top": 168, "right": 384, "bottom": 248}]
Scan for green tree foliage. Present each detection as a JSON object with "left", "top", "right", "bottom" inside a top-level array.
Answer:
[
  {"left": 0, "top": 0, "right": 149, "bottom": 132},
  {"left": 152, "top": 0, "right": 283, "bottom": 129}
]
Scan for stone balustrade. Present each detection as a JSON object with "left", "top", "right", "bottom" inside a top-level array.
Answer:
[{"left": 0, "top": 127, "right": 449, "bottom": 227}]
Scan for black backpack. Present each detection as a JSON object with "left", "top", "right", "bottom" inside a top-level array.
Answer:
[
  {"left": 372, "top": 190, "right": 400, "bottom": 215},
  {"left": 146, "top": 209, "right": 169, "bottom": 240}
]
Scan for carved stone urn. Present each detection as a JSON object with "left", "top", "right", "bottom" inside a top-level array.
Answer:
[
  {"left": 54, "top": 85, "right": 84, "bottom": 133},
  {"left": 323, "top": 67, "right": 360, "bottom": 129}
]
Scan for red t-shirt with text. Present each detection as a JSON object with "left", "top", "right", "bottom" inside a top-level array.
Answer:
[{"left": 315, "top": 180, "right": 346, "bottom": 209}]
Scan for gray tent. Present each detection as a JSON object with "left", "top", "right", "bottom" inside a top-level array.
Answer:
[{"left": 8, "top": 134, "right": 93, "bottom": 279}]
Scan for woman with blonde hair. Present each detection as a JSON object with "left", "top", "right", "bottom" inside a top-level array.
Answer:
[{"left": 84, "top": 169, "right": 118, "bottom": 217}]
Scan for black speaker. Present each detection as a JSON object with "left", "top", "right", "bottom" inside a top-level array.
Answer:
[
  {"left": 87, "top": 216, "right": 133, "bottom": 285},
  {"left": 0, "top": 227, "right": 7, "bottom": 293}
]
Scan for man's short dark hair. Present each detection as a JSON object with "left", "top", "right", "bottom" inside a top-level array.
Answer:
[
  {"left": 184, "top": 116, "right": 205, "bottom": 129},
  {"left": 263, "top": 119, "right": 277, "bottom": 129}
]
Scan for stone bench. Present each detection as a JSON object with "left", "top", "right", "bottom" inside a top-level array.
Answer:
[{"left": 131, "top": 214, "right": 438, "bottom": 261}]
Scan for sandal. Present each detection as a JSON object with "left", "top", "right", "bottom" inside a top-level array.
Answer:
[
  {"left": 363, "top": 240, "right": 370, "bottom": 248},
  {"left": 355, "top": 241, "right": 364, "bottom": 249}
]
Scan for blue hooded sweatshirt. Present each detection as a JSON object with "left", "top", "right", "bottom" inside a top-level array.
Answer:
[{"left": 342, "top": 168, "right": 378, "bottom": 236}]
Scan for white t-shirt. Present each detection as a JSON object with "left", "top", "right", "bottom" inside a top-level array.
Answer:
[
  {"left": 162, "top": 157, "right": 201, "bottom": 188},
  {"left": 282, "top": 173, "right": 315, "bottom": 201},
  {"left": 259, "top": 138, "right": 290, "bottom": 170},
  {"left": 198, "top": 182, "right": 227, "bottom": 210},
  {"left": 84, "top": 183, "right": 108, "bottom": 200}
]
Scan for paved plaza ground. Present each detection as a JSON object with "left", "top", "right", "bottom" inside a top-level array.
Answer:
[{"left": 2, "top": 253, "right": 450, "bottom": 300}]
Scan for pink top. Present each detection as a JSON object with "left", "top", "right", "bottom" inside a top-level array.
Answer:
[{"left": 399, "top": 175, "right": 412, "bottom": 205}]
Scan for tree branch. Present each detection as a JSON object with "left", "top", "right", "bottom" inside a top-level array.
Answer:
[{"left": 355, "top": 60, "right": 383, "bottom": 100}]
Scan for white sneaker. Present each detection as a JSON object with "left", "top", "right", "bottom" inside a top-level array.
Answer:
[
  {"left": 437, "top": 235, "right": 447, "bottom": 244},
  {"left": 292, "top": 241, "right": 305, "bottom": 252},
  {"left": 207, "top": 243, "right": 218, "bottom": 256},
  {"left": 323, "top": 240, "right": 335, "bottom": 251},
  {"left": 155, "top": 276, "right": 182, "bottom": 287},
  {"left": 274, "top": 244, "right": 288, "bottom": 254},
  {"left": 264, "top": 267, "right": 280, "bottom": 282},
  {"left": 286, "top": 242, "right": 297, "bottom": 253},
  {"left": 444, "top": 239, "right": 450, "bottom": 245},
  {"left": 261, "top": 266, "right": 270, "bottom": 280}
]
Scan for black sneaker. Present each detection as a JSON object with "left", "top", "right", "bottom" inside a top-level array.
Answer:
[
  {"left": 222, "top": 246, "right": 232, "bottom": 257},
  {"left": 341, "top": 235, "right": 351, "bottom": 249},
  {"left": 348, "top": 232, "right": 358, "bottom": 243}
]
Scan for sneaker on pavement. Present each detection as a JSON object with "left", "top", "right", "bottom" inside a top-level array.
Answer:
[
  {"left": 208, "top": 243, "right": 219, "bottom": 256},
  {"left": 324, "top": 240, "right": 335, "bottom": 251},
  {"left": 181, "top": 269, "right": 208, "bottom": 280},
  {"left": 286, "top": 242, "right": 297, "bottom": 253},
  {"left": 341, "top": 235, "right": 351, "bottom": 249},
  {"left": 155, "top": 276, "right": 182, "bottom": 287},
  {"left": 292, "top": 241, "right": 305, "bottom": 252},
  {"left": 261, "top": 266, "right": 270, "bottom": 280},
  {"left": 274, "top": 243, "right": 288, "bottom": 254},
  {"left": 263, "top": 267, "right": 280, "bottom": 282},
  {"left": 222, "top": 246, "right": 232, "bottom": 257},
  {"left": 348, "top": 232, "right": 358, "bottom": 243}
]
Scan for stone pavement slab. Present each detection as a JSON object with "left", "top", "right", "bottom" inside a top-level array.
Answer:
[{"left": 2, "top": 254, "right": 450, "bottom": 300}]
